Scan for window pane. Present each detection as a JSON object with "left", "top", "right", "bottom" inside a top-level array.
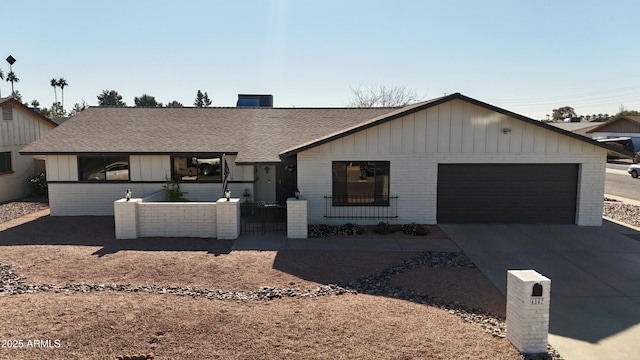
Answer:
[
  {"left": 332, "top": 161, "right": 389, "bottom": 205},
  {"left": 79, "top": 156, "right": 129, "bottom": 181},
  {"left": 0, "top": 152, "right": 12, "bottom": 173},
  {"left": 172, "top": 155, "right": 221, "bottom": 181}
]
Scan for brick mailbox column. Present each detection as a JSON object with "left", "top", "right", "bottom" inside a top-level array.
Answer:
[
  {"left": 114, "top": 198, "right": 140, "bottom": 239},
  {"left": 286, "top": 197, "right": 307, "bottom": 238},
  {"left": 216, "top": 198, "right": 240, "bottom": 239},
  {"left": 506, "top": 270, "right": 551, "bottom": 354}
]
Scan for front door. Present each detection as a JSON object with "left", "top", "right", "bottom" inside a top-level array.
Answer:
[{"left": 276, "top": 155, "right": 297, "bottom": 205}]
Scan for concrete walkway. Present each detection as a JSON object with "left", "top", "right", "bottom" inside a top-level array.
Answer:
[{"left": 440, "top": 221, "right": 640, "bottom": 360}]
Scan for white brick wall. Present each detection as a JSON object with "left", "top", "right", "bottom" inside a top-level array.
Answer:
[
  {"left": 137, "top": 201, "right": 217, "bottom": 238},
  {"left": 287, "top": 198, "right": 308, "bottom": 238},
  {"left": 506, "top": 270, "right": 551, "bottom": 354},
  {"left": 215, "top": 198, "right": 240, "bottom": 239}
]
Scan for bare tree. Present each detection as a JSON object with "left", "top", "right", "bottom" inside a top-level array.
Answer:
[{"left": 348, "top": 84, "right": 422, "bottom": 107}]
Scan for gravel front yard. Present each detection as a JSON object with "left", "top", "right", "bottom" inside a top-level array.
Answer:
[{"left": 8, "top": 195, "right": 640, "bottom": 359}]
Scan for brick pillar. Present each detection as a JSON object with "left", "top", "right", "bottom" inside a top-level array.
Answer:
[
  {"left": 286, "top": 197, "right": 307, "bottom": 238},
  {"left": 506, "top": 270, "right": 551, "bottom": 354},
  {"left": 216, "top": 198, "right": 240, "bottom": 239},
  {"left": 114, "top": 198, "right": 140, "bottom": 239}
]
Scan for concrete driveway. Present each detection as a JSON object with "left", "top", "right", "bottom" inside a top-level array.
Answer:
[{"left": 440, "top": 221, "right": 640, "bottom": 360}]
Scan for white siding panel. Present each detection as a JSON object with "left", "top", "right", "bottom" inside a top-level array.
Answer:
[
  {"left": 485, "top": 112, "right": 500, "bottom": 153},
  {"left": 461, "top": 103, "right": 475, "bottom": 153},
  {"left": 450, "top": 102, "right": 463, "bottom": 153},
  {"left": 366, "top": 127, "right": 379, "bottom": 154},
  {"left": 497, "top": 116, "right": 512, "bottom": 153},
  {"left": 355, "top": 130, "right": 367, "bottom": 154},
  {"left": 378, "top": 122, "right": 391, "bottom": 154},
  {"left": 343, "top": 134, "right": 355, "bottom": 154},
  {"left": 426, "top": 107, "right": 439, "bottom": 153},
  {"left": 414, "top": 109, "right": 427, "bottom": 153},
  {"left": 402, "top": 114, "right": 414, "bottom": 153},
  {"left": 390, "top": 119, "right": 403, "bottom": 154},
  {"left": 437, "top": 102, "right": 451, "bottom": 153},
  {"left": 472, "top": 108, "right": 488, "bottom": 153}
]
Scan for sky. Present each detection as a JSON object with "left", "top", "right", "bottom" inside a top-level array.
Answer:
[{"left": 2, "top": 0, "right": 640, "bottom": 119}]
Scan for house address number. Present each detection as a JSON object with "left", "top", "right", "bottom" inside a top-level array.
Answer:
[{"left": 530, "top": 298, "right": 544, "bottom": 305}]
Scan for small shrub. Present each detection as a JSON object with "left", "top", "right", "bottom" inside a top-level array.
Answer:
[
  {"left": 27, "top": 172, "right": 48, "bottom": 195},
  {"left": 337, "top": 223, "right": 365, "bottom": 236},
  {"left": 402, "top": 222, "right": 428, "bottom": 236},
  {"left": 163, "top": 177, "right": 188, "bottom": 201},
  {"left": 374, "top": 221, "right": 396, "bottom": 234},
  {"left": 308, "top": 224, "right": 334, "bottom": 238},
  {"left": 308, "top": 223, "right": 365, "bottom": 238}
]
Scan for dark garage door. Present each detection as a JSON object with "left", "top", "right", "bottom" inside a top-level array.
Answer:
[{"left": 437, "top": 164, "right": 578, "bottom": 224}]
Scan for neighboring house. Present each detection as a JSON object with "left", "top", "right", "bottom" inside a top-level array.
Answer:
[
  {"left": 0, "top": 98, "right": 58, "bottom": 203},
  {"left": 586, "top": 115, "right": 640, "bottom": 151},
  {"left": 21, "top": 93, "right": 627, "bottom": 226},
  {"left": 548, "top": 121, "right": 600, "bottom": 137}
]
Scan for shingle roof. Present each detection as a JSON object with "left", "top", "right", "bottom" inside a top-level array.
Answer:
[
  {"left": 21, "top": 93, "right": 633, "bottom": 162},
  {"left": 20, "top": 106, "right": 397, "bottom": 163}
]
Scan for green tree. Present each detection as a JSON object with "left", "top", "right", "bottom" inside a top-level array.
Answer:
[
  {"left": 30, "top": 99, "right": 40, "bottom": 107},
  {"left": 134, "top": 94, "right": 159, "bottom": 107},
  {"left": 10, "top": 90, "right": 22, "bottom": 102},
  {"left": 68, "top": 100, "right": 88, "bottom": 116},
  {"left": 49, "top": 102, "right": 64, "bottom": 116},
  {"left": 551, "top": 106, "right": 577, "bottom": 121},
  {"left": 194, "top": 90, "right": 205, "bottom": 107},
  {"left": 57, "top": 78, "right": 68, "bottom": 112},
  {"left": 0, "top": 69, "right": 4, "bottom": 97},
  {"left": 6, "top": 71, "right": 19, "bottom": 94},
  {"left": 97, "top": 90, "right": 126, "bottom": 106},
  {"left": 203, "top": 92, "right": 212, "bottom": 107},
  {"left": 165, "top": 100, "right": 183, "bottom": 107},
  {"left": 50, "top": 78, "right": 58, "bottom": 104}
]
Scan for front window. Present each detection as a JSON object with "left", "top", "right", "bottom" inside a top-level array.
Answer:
[
  {"left": 332, "top": 161, "right": 390, "bottom": 205},
  {"left": 172, "top": 154, "right": 221, "bottom": 181},
  {"left": 0, "top": 152, "right": 12, "bottom": 173},
  {"left": 78, "top": 156, "right": 129, "bottom": 181}
]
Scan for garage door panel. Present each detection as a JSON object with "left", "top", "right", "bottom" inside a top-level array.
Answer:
[{"left": 437, "top": 164, "right": 578, "bottom": 224}]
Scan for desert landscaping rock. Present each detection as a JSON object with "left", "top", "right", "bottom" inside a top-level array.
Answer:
[
  {"left": 0, "top": 251, "right": 561, "bottom": 359},
  {"left": 0, "top": 196, "right": 48, "bottom": 224}
]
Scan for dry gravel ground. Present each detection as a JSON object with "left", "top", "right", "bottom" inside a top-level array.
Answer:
[{"left": 0, "top": 198, "right": 574, "bottom": 360}]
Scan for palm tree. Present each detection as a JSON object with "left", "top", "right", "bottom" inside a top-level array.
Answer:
[
  {"left": 51, "top": 78, "right": 58, "bottom": 104},
  {"left": 6, "top": 71, "right": 19, "bottom": 94},
  {"left": 0, "top": 69, "right": 4, "bottom": 97},
  {"left": 57, "top": 78, "right": 68, "bottom": 112}
]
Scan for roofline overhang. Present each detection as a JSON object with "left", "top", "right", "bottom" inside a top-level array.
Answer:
[{"left": 279, "top": 92, "right": 636, "bottom": 159}]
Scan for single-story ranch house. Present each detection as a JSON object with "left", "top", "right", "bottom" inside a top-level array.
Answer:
[{"left": 21, "top": 93, "right": 626, "bottom": 226}]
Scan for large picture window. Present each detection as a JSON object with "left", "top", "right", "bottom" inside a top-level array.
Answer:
[
  {"left": 78, "top": 156, "right": 129, "bottom": 181},
  {"left": 332, "top": 161, "right": 390, "bottom": 205},
  {"left": 171, "top": 154, "right": 222, "bottom": 181},
  {"left": 0, "top": 152, "right": 12, "bottom": 173}
]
